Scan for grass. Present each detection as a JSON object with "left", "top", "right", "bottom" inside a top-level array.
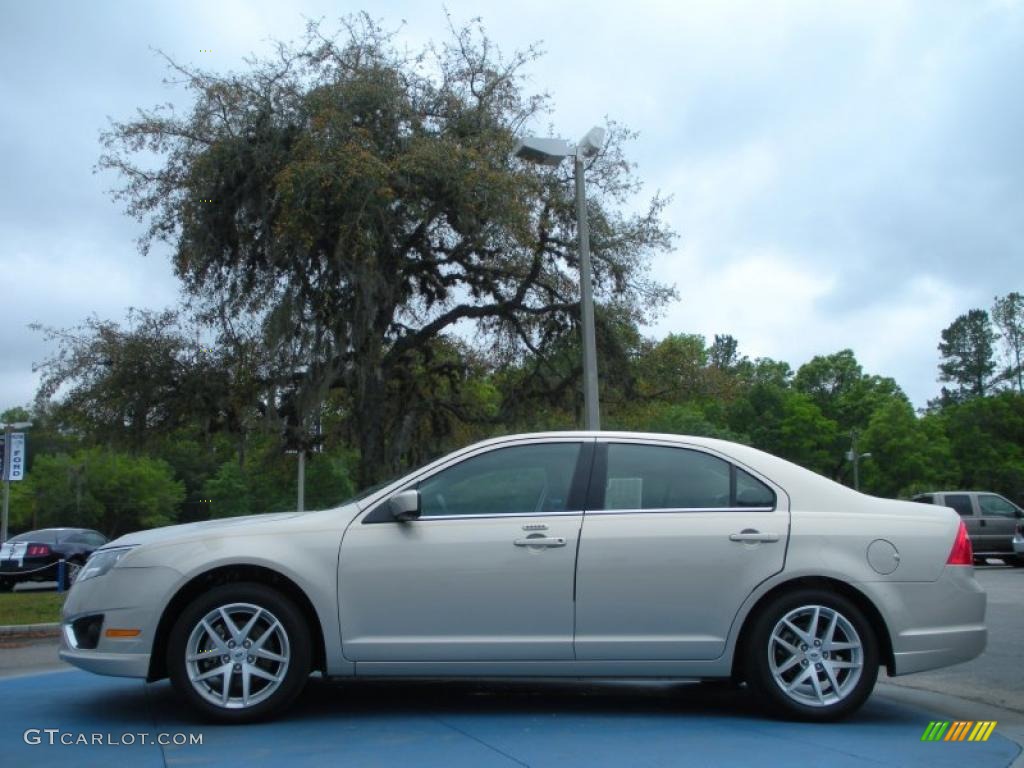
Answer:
[{"left": 0, "top": 591, "right": 65, "bottom": 625}]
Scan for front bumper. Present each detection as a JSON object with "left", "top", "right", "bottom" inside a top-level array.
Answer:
[
  {"left": 870, "top": 565, "right": 987, "bottom": 676},
  {"left": 59, "top": 565, "right": 181, "bottom": 679},
  {"left": 1013, "top": 533, "right": 1024, "bottom": 556}
]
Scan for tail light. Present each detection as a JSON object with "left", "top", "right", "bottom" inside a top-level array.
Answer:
[
  {"left": 946, "top": 520, "right": 973, "bottom": 565},
  {"left": 26, "top": 544, "right": 51, "bottom": 557}
]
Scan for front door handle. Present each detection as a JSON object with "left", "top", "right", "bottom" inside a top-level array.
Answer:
[
  {"left": 514, "top": 536, "right": 567, "bottom": 548},
  {"left": 729, "top": 530, "right": 780, "bottom": 543}
]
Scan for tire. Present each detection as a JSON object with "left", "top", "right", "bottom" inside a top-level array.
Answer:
[
  {"left": 745, "top": 589, "right": 879, "bottom": 721},
  {"left": 1010, "top": 556, "right": 1024, "bottom": 568},
  {"left": 0, "top": 579, "right": 13, "bottom": 593},
  {"left": 167, "top": 582, "right": 311, "bottom": 723}
]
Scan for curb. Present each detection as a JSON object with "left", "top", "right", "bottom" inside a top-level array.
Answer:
[{"left": 0, "top": 622, "right": 60, "bottom": 640}]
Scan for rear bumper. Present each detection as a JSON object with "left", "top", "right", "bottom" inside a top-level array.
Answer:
[{"left": 871, "top": 565, "right": 987, "bottom": 676}]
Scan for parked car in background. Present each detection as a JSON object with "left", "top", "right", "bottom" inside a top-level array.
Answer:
[
  {"left": 60, "top": 432, "right": 985, "bottom": 723},
  {"left": 0, "top": 528, "right": 109, "bottom": 591},
  {"left": 911, "top": 491, "right": 1024, "bottom": 566}
]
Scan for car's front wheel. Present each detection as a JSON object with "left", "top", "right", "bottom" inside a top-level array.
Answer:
[
  {"left": 745, "top": 589, "right": 879, "bottom": 721},
  {"left": 167, "top": 582, "right": 311, "bottom": 723}
]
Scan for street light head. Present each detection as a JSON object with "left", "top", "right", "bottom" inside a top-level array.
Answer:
[
  {"left": 513, "top": 136, "right": 572, "bottom": 166},
  {"left": 577, "top": 126, "right": 606, "bottom": 158}
]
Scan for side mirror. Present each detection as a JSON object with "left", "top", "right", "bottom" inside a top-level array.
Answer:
[{"left": 386, "top": 490, "right": 421, "bottom": 522}]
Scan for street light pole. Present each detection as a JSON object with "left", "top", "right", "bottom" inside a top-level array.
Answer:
[
  {"left": 846, "top": 430, "right": 872, "bottom": 492},
  {"left": 515, "top": 126, "right": 606, "bottom": 430},
  {"left": 574, "top": 153, "right": 600, "bottom": 430},
  {"left": 297, "top": 450, "right": 305, "bottom": 514}
]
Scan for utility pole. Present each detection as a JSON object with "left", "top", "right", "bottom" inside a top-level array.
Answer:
[
  {"left": 297, "top": 450, "right": 305, "bottom": 513},
  {"left": 845, "top": 430, "right": 872, "bottom": 492},
  {"left": 574, "top": 152, "right": 600, "bottom": 430}
]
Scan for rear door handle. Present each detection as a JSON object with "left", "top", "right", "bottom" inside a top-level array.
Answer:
[
  {"left": 729, "top": 531, "right": 780, "bottom": 543},
  {"left": 514, "top": 537, "right": 567, "bottom": 548}
]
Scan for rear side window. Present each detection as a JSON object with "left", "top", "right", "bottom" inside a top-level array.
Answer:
[
  {"left": 736, "top": 469, "right": 776, "bottom": 507},
  {"left": 604, "top": 444, "right": 730, "bottom": 510},
  {"left": 600, "top": 444, "right": 775, "bottom": 511},
  {"left": 944, "top": 494, "right": 973, "bottom": 517}
]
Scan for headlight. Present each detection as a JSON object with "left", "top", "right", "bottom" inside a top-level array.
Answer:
[{"left": 77, "top": 546, "right": 136, "bottom": 583}]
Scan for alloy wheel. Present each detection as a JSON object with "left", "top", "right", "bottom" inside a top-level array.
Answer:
[
  {"left": 767, "top": 604, "right": 864, "bottom": 708},
  {"left": 185, "top": 602, "right": 291, "bottom": 710}
]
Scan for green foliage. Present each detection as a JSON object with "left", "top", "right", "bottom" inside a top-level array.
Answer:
[
  {"left": 938, "top": 309, "right": 998, "bottom": 401},
  {"left": 860, "top": 398, "right": 956, "bottom": 498},
  {"left": 15, "top": 448, "right": 184, "bottom": 537},
  {"left": 202, "top": 448, "right": 356, "bottom": 519},
  {"left": 939, "top": 392, "right": 1024, "bottom": 503},
  {"left": 96, "top": 15, "right": 675, "bottom": 485},
  {"left": 202, "top": 461, "right": 253, "bottom": 519},
  {"left": 992, "top": 292, "right": 1024, "bottom": 394}
]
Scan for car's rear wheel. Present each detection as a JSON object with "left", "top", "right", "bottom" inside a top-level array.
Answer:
[
  {"left": 746, "top": 589, "right": 879, "bottom": 721},
  {"left": 0, "top": 579, "right": 13, "bottom": 593},
  {"left": 167, "top": 582, "right": 311, "bottom": 723}
]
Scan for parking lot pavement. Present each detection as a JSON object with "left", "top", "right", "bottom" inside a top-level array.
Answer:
[{"left": 0, "top": 671, "right": 1019, "bottom": 768}]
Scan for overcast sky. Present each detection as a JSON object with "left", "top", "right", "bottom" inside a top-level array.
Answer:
[{"left": 2, "top": 0, "right": 1022, "bottom": 413}]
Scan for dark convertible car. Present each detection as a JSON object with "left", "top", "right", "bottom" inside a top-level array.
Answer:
[{"left": 0, "top": 528, "right": 108, "bottom": 591}]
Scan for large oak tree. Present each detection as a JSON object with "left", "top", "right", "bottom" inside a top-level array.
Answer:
[{"left": 98, "top": 16, "right": 674, "bottom": 484}]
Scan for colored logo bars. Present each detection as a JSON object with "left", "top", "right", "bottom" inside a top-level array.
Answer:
[{"left": 921, "top": 721, "right": 997, "bottom": 742}]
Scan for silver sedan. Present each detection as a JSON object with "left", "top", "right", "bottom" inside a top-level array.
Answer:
[{"left": 59, "top": 432, "right": 986, "bottom": 722}]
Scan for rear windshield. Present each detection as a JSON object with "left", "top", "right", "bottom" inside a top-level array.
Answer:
[
  {"left": 8, "top": 529, "right": 62, "bottom": 544},
  {"left": 912, "top": 494, "right": 934, "bottom": 504}
]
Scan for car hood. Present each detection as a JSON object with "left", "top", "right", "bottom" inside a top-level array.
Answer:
[{"left": 105, "top": 511, "right": 306, "bottom": 549}]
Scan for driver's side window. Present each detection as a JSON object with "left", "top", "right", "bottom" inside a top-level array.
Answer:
[{"left": 417, "top": 442, "right": 582, "bottom": 517}]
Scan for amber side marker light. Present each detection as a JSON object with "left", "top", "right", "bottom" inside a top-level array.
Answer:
[
  {"left": 105, "top": 629, "right": 141, "bottom": 638},
  {"left": 946, "top": 520, "right": 974, "bottom": 565}
]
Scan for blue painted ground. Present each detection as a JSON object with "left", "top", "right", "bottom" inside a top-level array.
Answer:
[{"left": 0, "top": 671, "right": 1019, "bottom": 767}]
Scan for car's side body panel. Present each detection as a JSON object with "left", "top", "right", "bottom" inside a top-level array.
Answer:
[
  {"left": 338, "top": 512, "right": 583, "bottom": 661},
  {"left": 574, "top": 437, "right": 791, "bottom": 661}
]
